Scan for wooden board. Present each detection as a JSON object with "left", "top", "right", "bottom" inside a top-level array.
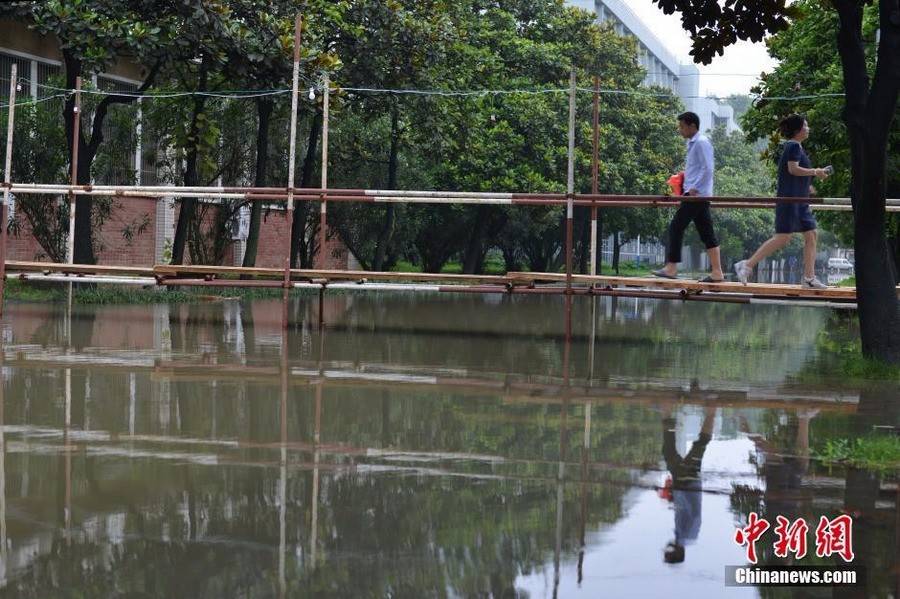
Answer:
[
  {"left": 153, "top": 264, "right": 512, "bottom": 285},
  {"left": 5, "top": 260, "right": 156, "bottom": 277},
  {"left": 506, "top": 271, "right": 891, "bottom": 301}
]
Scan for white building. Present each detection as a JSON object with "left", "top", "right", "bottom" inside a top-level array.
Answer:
[{"left": 567, "top": 0, "right": 739, "bottom": 133}]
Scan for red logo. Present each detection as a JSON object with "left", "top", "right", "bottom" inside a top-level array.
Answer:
[
  {"left": 734, "top": 514, "right": 854, "bottom": 564},
  {"left": 734, "top": 512, "right": 771, "bottom": 564},
  {"left": 815, "top": 515, "right": 855, "bottom": 562},
  {"left": 773, "top": 516, "right": 809, "bottom": 559}
]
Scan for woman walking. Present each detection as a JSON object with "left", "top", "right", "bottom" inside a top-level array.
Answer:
[{"left": 734, "top": 114, "right": 830, "bottom": 289}]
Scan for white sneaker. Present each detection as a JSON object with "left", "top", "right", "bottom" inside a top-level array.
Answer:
[
  {"left": 734, "top": 260, "right": 751, "bottom": 285},
  {"left": 803, "top": 277, "right": 828, "bottom": 290}
]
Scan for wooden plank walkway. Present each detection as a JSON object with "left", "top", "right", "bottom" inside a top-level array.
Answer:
[
  {"left": 5, "top": 260, "right": 156, "bottom": 277},
  {"left": 153, "top": 264, "right": 512, "bottom": 285},
  {"left": 507, "top": 271, "right": 900, "bottom": 301},
  {"left": 7, "top": 259, "right": 900, "bottom": 303}
]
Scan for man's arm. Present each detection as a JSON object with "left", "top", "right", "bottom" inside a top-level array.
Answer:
[{"left": 686, "top": 139, "right": 714, "bottom": 196}]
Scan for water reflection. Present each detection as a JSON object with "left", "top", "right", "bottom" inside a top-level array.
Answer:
[
  {"left": 0, "top": 294, "right": 895, "bottom": 597},
  {"left": 661, "top": 405, "right": 716, "bottom": 564}
]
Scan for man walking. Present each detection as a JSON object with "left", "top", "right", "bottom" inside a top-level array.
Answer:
[{"left": 653, "top": 112, "right": 724, "bottom": 283}]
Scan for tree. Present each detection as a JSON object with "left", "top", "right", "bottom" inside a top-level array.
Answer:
[
  {"left": 225, "top": 7, "right": 296, "bottom": 269},
  {"left": 225, "top": 1, "right": 345, "bottom": 269},
  {"left": 2, "top": 103, "right": 69, "bottom": 261},
  {"left": 653, "top": 0, "right": 900, "bottom": 364},
  {"left": 329, "top": 0, "right": 452, "bottom": 272},
  {"left": 167, "top": 2, "right": 241, "bottom": 265},
  {"left": 0, "top": 0, "right": 192, "bottom": 264}
]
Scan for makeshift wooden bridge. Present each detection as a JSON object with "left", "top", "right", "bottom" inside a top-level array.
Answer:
[{"left": 5, "top": 258, "right": 896, "bottom": 309}]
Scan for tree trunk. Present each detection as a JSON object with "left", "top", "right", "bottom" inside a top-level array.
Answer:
[
  {"left": 62, "top": 51, "right": 157, "bottom": 264},
  {"left": 577, "top": 207, "right": 589, "bottom": 274},
  {"left": 292, "top": 111, "right": 322, "bottom": 269},
  {"left": 373, "top": 104, "right": 400, "bottom": 271},
  {"left": 462, "top": 206, "right": 491, "bottom": 274},
  {"left": 171, "top": 56, "right": 210, "bottom": 265},
  {"left": 500, "top": 244, "right": 520, "bottom": 272},
  {"left": 612, "top": 231, "right": 620, "bottom": 275},
  {"left": 242, "top": 97, "right": 273, "bottom": 268},
  {"left": 835, "top": 0, "right": 900, "bottom": 363}
]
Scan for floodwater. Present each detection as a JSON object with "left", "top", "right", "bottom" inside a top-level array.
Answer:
[{"left": 0, "top": 293, "right": 896, "bottom": 598}]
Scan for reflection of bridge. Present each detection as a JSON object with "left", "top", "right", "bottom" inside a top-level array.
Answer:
[
  {"left": 2, "top": 303, "right": 894, "bottom": 596},
  {"left": 1, "top": 346, "right": 861, "bottom": 412}
]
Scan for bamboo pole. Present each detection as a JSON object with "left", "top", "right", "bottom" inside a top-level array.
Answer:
[
  {"left": 283, "top": 14, "right": 303, "bottom": 329},
  {"left": 278, "top": 325, "right": 289, "bottom": 597},
  {"left": 0, "top": 336, "right": 6, "bottom": 566},
  {"left": 590, "top": 75, "right": 600, "bottom": 276},
  {"left": 66, "top": 78, "right": 81, "bottom": 314},
  {"left": 0, "top": 64, "right": 18, "bottom": 316},
  {"left": 318, "top": 74, "right": 330, "bottom": 268},
  {"left": 67, "top": 77, "right": 81, "bottom": 265},
  {"left": 566, "top": 70, "right": 576, "bottom": 293},
  {"left": 6, "top": 182, "right": 895, "bottom": 209}
]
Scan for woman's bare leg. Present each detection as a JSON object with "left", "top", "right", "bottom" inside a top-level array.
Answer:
[
  {"left": 802, "top": 229, "right": 818, "bottom": 279},
  {"left": 746, "top": 234, "right": 792, "bottom": 269}
]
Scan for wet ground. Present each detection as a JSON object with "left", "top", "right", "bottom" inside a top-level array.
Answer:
[{"left": 0, "top": 293, "right": 896, "bottom": 598}]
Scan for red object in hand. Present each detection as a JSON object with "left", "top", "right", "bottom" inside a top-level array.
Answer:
[
  {"left": 658, "top": 475, "right": 673, "bottom": 501},
  {"left": 667, "top": 172, "right": 684, "bottom": 197}
]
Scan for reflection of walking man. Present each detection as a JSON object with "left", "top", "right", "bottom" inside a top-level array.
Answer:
[
  {"left": 660, "top": 406, "right": 717, "bottom": 564},
  {"left": 653, "top": 112, "right": 724, "bottom": 283}
]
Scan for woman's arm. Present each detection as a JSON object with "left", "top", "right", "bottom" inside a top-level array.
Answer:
[{"left": 788, "top": 161, "right": 828, "bottom": 179}]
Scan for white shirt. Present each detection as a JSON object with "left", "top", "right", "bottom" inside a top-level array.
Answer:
[{"left": 683, "top": 132, "right": 714, "bottom": 197}]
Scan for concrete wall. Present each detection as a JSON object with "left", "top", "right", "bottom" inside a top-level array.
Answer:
[{"left": 0, "top": 18, "right": 145, "bottom": 81}]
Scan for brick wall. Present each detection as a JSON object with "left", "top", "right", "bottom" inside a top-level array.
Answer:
[
  {"left": 7, "top": 197, "right": 352, "bottom": 269},
  {"left": 8, "top": 196, "right": 157, "bottom": 266}
]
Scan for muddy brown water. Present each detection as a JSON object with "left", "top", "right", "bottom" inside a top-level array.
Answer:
[{"left": 0, "top": 293, "right": 896, "bottom": 598}]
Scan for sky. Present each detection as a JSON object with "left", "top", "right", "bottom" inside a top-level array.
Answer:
[{"left": 624, "top": 0, "right": 780, "bottom": 98}]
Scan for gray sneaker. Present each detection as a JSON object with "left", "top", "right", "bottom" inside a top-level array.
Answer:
[
  {"left": 734, "top": 260, "right": 751, "bottom": 285},
  {"left": 803, "top": 277, "right": 828, "bottom": 290}
]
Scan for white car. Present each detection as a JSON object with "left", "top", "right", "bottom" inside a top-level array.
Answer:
[{"left": 828, "top": 257, "right": 854, "bottom": 270}]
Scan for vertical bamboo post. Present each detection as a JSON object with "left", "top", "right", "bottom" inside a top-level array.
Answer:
[
  {"left": 590, "top": 75, "right": 600, "bottom": 276},
  {"left": 0, "top": 64, "right": 17, "bottom": 317},
  {"left": 67, "top": 77, "right": 81, "bottom": 265},
  {"left": 66, "top": 78, "right": 82, "bottom": 313},
  {"left": 565, "top": 70, "right": 576, "bottom": 293},
  {"left": 64, "top": 367, "right": 72, "bottom": 536},
  {"left": 282, "top": 14, "right": 302, "bottom": 329},
  {"left": 318, "top": 74, "right": 330, "bottom": 268},
  {"left": 278, "top": 326, "right": 289, "bottom": 597},
  {"left": 0, "top": 340, "right": 6, "bottom": 566}
]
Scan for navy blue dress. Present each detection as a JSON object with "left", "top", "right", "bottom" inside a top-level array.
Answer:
[{"left": 775, "top": 141, "right": 817, "bottom": 233}]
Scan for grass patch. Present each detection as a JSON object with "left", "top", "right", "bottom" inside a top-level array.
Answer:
[
  {"left": 835, "top": 276, "right": 855, "bottom": 287},
  {"left": 815, "top": 435, "right": 900, "bottom": 472},
  {"left": 794, "top": 312, "right": 900, "bottom": 382},
  {"left": 813, "top": 331, "right": 900, "bottom": 381},
  {"left": 609, "top": 261, "right": 655, "bottom": 277},
  {"left": 391, "top": 259, "right": 507, "bottom": 276}
]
